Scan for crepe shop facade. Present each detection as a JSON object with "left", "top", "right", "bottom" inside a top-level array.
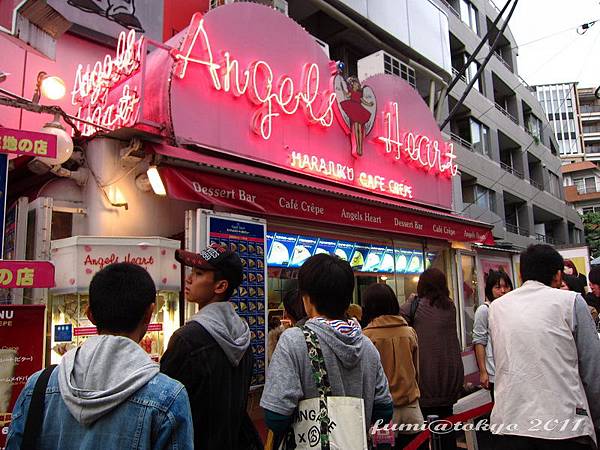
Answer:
[{"left": 36, "top": 3, "right": 495, "bottom": 378}]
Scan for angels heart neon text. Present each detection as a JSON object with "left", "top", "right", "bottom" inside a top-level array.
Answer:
[
  {"left": 378, "top": 102, "right": 458, "bottom": 178},
  {"left": 71, "top": 29, "right": 142, "bottom": 136},
  {"left": 171, "top": 13, "right": 337, "bottom": 140}
]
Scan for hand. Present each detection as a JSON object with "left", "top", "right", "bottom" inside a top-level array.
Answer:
[{"left": 479, "top": 371, "right": 489, "bottom": 389}]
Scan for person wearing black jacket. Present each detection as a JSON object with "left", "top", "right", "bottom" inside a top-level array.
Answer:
[
  {"left": 160, "top": 244, "right": 260, "bottom": 450},
  {"left": 586, "top": 265, "right": 600, "bottom": 312}
]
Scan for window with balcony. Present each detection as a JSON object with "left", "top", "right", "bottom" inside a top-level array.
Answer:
[
  {"left": 459, "top": 0, "right": 479, "bottom": 35},
  {"left": 475, "top": 185, "right": 496, "bottom": 211},
  {"left": 470, "top": 119, "right": 490, "bottom": 156},
  {"left": 574, "top": 177, "right": 598, "bottom": 194},
  {"left": 583, "top": 206, "right": 600, "bottom": 214},
  {"left": 548, "top": 172, "right": 561, "bottom": 198}
]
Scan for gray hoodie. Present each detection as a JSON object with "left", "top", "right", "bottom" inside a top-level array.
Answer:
[
  {"left": 191, "top": 302, "right": 250, "bottom": 366},
  {"left": 260, "top": 318, "right": 391, "bottom": 428},
  {"left": 58, "top": 335, "right": 159, "bottom": 426}
]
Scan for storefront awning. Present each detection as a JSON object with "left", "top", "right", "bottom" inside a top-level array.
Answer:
[{"left": 156, "top": 150, "right": 495, "bottom": 245}]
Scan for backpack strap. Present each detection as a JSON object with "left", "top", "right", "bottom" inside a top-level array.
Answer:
[
  {"left": 301, "top": 326, "right": 332, "bottom": 450},
  {"left": 21, "top": 365, "right": 57, "bottom": 450},
  {"left": 408, "top": 296, "right": 421, "bottom": 326}
]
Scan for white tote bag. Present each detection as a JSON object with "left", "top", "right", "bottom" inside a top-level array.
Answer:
[{"left": 279, "top": 327, "right": 368, "bottom": 450}]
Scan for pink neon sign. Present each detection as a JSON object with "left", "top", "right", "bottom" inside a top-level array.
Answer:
[
  {"left": 71, "top": 29, "right": 143, "bottom": 136},
  {"left": 137, "top": 3, "right": 457, "bottom": 209}
]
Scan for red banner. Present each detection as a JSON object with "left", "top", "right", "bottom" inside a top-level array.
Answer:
[
  {"left": 160, "top": 166, "right": 494, "bottom": 245},
  {"left": 0, "top": 261, "right": 55, "bottom": 289},
  {"left": 0, "top": 128, "right": 57, "bottom": 159},
  {"left": 0, "top": 305, "right": 46, "bottom": 448}
]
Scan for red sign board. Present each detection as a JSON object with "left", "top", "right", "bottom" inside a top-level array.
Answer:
[
  {"left": 0, "top": 305, "right": 46, "bottom": 448},
  {"left": 0, "top": 261, "right": 55, "bottom": 289},
  {"left": 0, "top": 128, "right": 57, "bottom": 159},
  {"left": 74, "top": 323, "right": 163, "bottom": 337},
  {"left": 106, "top": 3, "right": 457, "bottom": 209},
  {"left": 160, "top": 165, "right": 494, "bottom": 245}
]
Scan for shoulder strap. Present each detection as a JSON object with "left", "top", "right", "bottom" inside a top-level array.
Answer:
[
  {"left": 301, "top": 326, "right": 332, "bottom": 450},
  {"left": 21, "top": 365, "right": 57, "bottom": 450},
  {"left": 408, "top": 296, "right": 421, "bottom": 325}
]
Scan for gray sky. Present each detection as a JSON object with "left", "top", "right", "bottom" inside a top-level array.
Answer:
[{"left": 499, "top": 0, "right": 600, "bottom": 88}]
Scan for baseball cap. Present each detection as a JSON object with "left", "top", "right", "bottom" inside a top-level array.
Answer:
[{"left": 175, "top": 244, "right": 243, "bottom": 290}]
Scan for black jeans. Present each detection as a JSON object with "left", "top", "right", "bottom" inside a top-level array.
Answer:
[
  {"left": 421, "top": 406, "right": 456, "bottom": 450},
  {"left": 493, "top": 435, "right": 593, "bottom": 450}
]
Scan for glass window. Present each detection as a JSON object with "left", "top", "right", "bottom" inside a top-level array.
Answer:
[
  {"left": 460, "top": 0, "right": 479, "bottom": 34},
  {"left": 470, "top": 119, "right": 490, "bottom": 156},
  {"left": 475, "top": 185, "right": 496, "bottom": 211}
]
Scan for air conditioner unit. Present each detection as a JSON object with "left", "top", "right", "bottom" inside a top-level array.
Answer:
[
  {"left": 357, "top": 51, "right": 416, "bottom": 88},
  {"left": 313, "top": 36, "right": 330, "bottom": 58}
]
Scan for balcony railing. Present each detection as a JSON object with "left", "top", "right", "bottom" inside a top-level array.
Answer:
[
  {"left": 439, "top": 0, "right": 460, "bottom": 18},
  {"left": 495, "top": 103, "right": 519, "bottom": 125},
  {"left": 452, "top": 67, "right": 467, "bottom": 84},
  {"left": 585, "top": 146, "right": 600, "bottom": 154},
  {"left": 529, "top": 178, "right": 544, "bottom": 190},
  {"left": 506, "top": 223, "right": 529, "bottom": 236},
  {"left": 494, "top": 51, "right": 513, "bottom": 72},
  {"left": 500, "top": 162, "right": 524, "bottom": 179},
  {"left": 536, "top": 233, "right": 556, "bottom": 245},
  {"left": 580, "top": 105, "right": 600, "bottom": 114},
  {"left": 450, "top": 132, "right": 473, "bottom": 150}
]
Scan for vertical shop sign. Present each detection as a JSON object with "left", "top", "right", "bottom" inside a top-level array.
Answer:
[
  {"left": 206, "top": 215, "right": 267, "bottom": 388},
  {"left": 0, "top": 304, "right": 46, "bottom": 448},
  {"left": 0, "top": 154, "right": 7, "bottom": 258}
]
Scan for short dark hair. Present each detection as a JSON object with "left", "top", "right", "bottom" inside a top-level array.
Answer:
[
  {"left": 417, "top": 268, "right": 451, "bottom": 309},
  {"left": 283, "top": 288, "right": 306, "bottom": 323},
  {"left": 484, "top": 270, "right": 513, "bottom": 302},
  {"left": 519, "top": 244, "right": 563, "bottom": 286},
  {"left": 362, "top": 283, "right": 400, "bottom": 325},
  {"left": 589, "top": 266, "right": 600, "bottom": 285},
  {"left": 213, "top": 270, "right": 236, "bottom": 300},
  {"left": 562, "top": 274, "right": 586, "bottom": 296},
  {"left": 299, "top": 254, "right": 354, "bottom": 319},
  {"left": 89, "top": 263, "right": 156, "bottom": 333}
]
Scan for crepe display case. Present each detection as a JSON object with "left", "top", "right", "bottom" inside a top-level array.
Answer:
[{"left": 48, "top": 236, "right": 181, "bottom": 364}]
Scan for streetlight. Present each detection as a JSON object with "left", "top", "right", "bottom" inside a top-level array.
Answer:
[{"left": 32, "top": 72, "right": 66, "bottom": 103}]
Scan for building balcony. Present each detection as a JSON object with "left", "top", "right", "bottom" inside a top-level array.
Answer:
[
  {"left": 564, "top": 185, "right": 600, "bottom": 203},
  {"left": 500, "top": 161, "right": 524, "bottom": 179},
  {"left": 506, "top": 223, "right": 529, "bottom": 237}
]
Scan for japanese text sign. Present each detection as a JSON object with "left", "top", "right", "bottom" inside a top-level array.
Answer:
[
  {"left": 0, "top": 128, "right": 57, "bottom": 159},
  {"left": 0, "top": 261, "right": 55, "bottom": 288}
]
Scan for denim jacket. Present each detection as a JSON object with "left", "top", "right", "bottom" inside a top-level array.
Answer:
[{"left": 7, "top": 369, "right": 194, "bottom": 450}]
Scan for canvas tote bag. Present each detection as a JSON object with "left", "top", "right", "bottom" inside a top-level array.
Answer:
[{"left": 279, "top": 326, "right": 368, "bottom": 450}]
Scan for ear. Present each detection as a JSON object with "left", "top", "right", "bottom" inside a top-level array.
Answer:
[
  {"left": 86, "top": 306, "right": 96, "bottom": 325},
  {"left": 214, "top": 279, "right": 229, "bottom": 296},
  {"left": 551, "top": 270, "right": 563, "bottom": 288},
  {"left": 143, "top": 303, "right": 155, "bottom": 325}
]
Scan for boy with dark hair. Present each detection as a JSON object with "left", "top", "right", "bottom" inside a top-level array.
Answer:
[
  {"left": 7, "top": 263, "right": 193, "bottom": 450},
  {"left": 489, "top": 244, "right": 600, "bottom": 449},
  {"left": 160, "top": 244, "right": 258, "bottom": 450},
  {"left": 261, "top": 254, "right": 393, "bottom": 446}
]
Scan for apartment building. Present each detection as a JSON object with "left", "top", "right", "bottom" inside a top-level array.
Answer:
[
  {"left": 533, "top": 82, "right": 584, "bottom": 163},
  {"left": 577, "top": 87, "right": 600, "bottom": 162},
  {"left": 562, "top": 161, "right": 600, "bottom": 215},
  {"left": 439, "top": 0, "right": 583, "bottom": 247}
]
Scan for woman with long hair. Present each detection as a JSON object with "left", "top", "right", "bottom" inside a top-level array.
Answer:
[
  {"left": 400, "top": 268, "right": 463, "bottom": 450},
  {"left": 363, "top": 283, "right": 423, "bottom": 449}
]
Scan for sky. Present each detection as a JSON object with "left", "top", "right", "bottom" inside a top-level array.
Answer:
[{"left": 498, "top": 0, "right": 600, "bottom": 88}]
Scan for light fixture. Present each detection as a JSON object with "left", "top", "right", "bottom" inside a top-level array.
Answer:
[
  {"left": 32, "top": 72, "right": 66, "bottom": 103},
  {"left": 39, "top": 113, "right": 74, "bottom": 166},
  {"left": 412, "top": 276, "right": 420, "bottom": 283},
  {"left": 380, "top": 276, "right": 388, "bottom": 281},
  {"left": 147, "top": 165, "right": 166, "bottom": 196}
]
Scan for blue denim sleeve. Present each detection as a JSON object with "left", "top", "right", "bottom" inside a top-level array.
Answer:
[
  {"left": 153, "top": 385, "right": 194, "bottom": 450},
  {"left": 5, "top": 371, "right": 41, "bottom": 450}
]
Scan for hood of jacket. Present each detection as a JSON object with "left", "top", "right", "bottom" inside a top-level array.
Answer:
[
  {"left": 366, "top": 315, "right": 410, "bottom": 329},
  {"left": 304, "top": 318, "right": 364, "bottom": 370},
  {"left": 191, "top": 301, "right": 250, "bottom": 366},
  {"left": 58, "top": 335, "right": 159, "bottom": 426}
]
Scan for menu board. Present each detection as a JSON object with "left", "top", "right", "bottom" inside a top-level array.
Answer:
[
  {"left": 208, "top": 216, "right": 267, "bottom": 388},
  {"left": 267, "top": 232, "right": 433, "bottom": 274}
]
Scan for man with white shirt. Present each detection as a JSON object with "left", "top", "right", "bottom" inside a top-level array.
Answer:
[{"left": 489, "top": 244, "right": 600, "bottom": 449}]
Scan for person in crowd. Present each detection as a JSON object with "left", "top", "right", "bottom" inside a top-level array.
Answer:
[
  {"left": 489, "top": 244, "right": 600, "bottom": 449},
  {"left": 282, "top": 287, "right": 307, "bottom": 327},
  {"left": 562, "top": 274, "right": 587, "bottom": 297},
  {"left": 363, "top": 283, "right": 423, "bottom": 450},
  {"left": 564, "top": 259, "right": 588, "bottom": 295},
  {"left": 586, "top": 265, "right": 600, "bottom": 312},
  {"left": 347, "top": 303, "right": 363, "bottom": 324},
  {"left": 473, "top": 270, "right": 513, "bottom": 398},
  {"left": 267, "top": 316, "right": 283, "bottom": 361},
  {"left": 261, "top": 254, "right": 393, "bottom": 448},
  {"left": 7, "top": 263, "right": 193, "bottom": 449},
  {"left": 400, "top": 268, "right": 464, "bottom": 450},
  {"left": 160, "top": 244, "right": 260, "bottom": 450}
]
